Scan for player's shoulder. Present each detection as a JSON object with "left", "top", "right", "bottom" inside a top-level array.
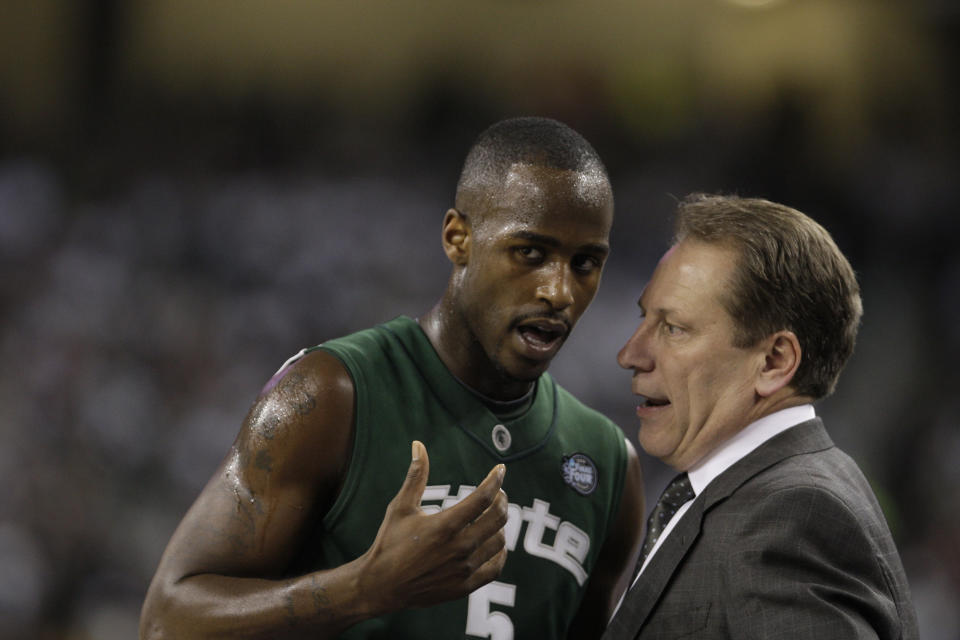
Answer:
[
  {"left": 259, "top": 346, "right": 353, "bottom": 399},
  {"left": 227, "top": 347, "right": 356, "bottom": 505},
  {"left": 241, "top": 348, "right": 355, "bottom": 457}
]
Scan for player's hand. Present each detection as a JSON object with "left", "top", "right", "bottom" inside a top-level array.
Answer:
[{"left": 357, "top": 440, "right": 508, "bottom": 614}]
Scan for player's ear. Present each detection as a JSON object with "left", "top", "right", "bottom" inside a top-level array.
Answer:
[
  {"left": 441, "top": 208, "right": 470, "bottom": 265},
  {"left": 756, "top": 330, "right": 802, "bottom": 397}
]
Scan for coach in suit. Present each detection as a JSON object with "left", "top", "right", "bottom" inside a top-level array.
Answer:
[{"left": 606, "top": 194, "right": 918, "bottom": 639}]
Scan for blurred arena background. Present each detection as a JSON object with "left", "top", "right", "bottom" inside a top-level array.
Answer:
[{"left": 1, "top": 1, "right": 958, "bottom": 637}]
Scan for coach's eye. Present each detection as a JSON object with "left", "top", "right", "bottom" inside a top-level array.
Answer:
[{"left": 662, "top": 322, "right": 684, "bottom": 336}]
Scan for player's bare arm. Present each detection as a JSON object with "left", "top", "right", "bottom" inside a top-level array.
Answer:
[
  {"left": 565, "top": 437, "right": 645, "bottom": 638},
  {"left": 139, "top": 350, "right": 509, "bottom": 639}
]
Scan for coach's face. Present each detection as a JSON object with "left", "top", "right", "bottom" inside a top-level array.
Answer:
[
  {"left": 617, "top": 239, "right": 769, "bottom": 471},
  {"left": 446, "top": 162, "right": 612, "bottom": 396}
]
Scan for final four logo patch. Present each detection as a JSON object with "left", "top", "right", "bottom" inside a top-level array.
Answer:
[{"left": 561, "top": 453, "right": 598, "bottom": 496}]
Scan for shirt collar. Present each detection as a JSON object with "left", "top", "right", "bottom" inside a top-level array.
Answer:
[{"left": 687, "top": 404, "right": 816, "bottom": 495}]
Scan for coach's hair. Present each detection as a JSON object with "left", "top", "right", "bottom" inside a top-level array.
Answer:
[
  {"left": 674, "top": 193, "right": 863, "bottom": 399},
  {"left": 455, "top": 117, "right": 611, "bottom": 214}
]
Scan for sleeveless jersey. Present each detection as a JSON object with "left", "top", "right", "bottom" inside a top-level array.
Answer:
[{"left": 291, "top": 316, "right": 627, "bottom": 639}]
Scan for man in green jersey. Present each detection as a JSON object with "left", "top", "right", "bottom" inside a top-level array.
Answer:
[{"left": 141, "top": 117, "right": 644, "bottom": 639}]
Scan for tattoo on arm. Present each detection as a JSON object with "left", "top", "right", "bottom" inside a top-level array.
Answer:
[
  {"left": 262, "top": 414, "right": 280, "bottom": 440},
  {"left": 279, "top": 372, "right": 318, "bottom": 417},
  {"left": 284, "top": 593, "right": 299, "bottom": 628},
  {"left": 212, "top": 494, "right": 260, "bottom": 556},
  {"left": 310, "top": 575, "right": 332, "bottom": 620},
  {"left": 281, "top": 576, "right": 332, "bottom": 628},
  {"left": 255, "top": 450, "right": 273, "bottom": 473}
]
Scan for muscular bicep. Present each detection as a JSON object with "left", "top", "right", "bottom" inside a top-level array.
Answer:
[{"left": 153, "top": 350, "right": 355, "bottom": 582}]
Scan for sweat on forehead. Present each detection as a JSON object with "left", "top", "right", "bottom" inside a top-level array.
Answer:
[{"left": 457, "top": 162, "right": 613, "bottom": 235}]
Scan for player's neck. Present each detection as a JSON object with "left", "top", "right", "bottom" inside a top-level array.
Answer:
[{"left": 418, "top": 303, "right": 534, "bottom": 401}]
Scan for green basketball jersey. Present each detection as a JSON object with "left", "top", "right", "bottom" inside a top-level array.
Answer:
[{"left": 292, "top": 316, "right": 627, "bottom": 639}]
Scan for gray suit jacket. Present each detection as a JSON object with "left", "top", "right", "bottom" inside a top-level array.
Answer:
[{"left": 604, "top": 418, "right": 918, "bottom": 639}]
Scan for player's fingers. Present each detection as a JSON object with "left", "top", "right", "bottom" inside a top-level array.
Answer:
[
  {"left": 444, "top": 464, "right": 505, "bottom": 528},
  {"left": 393, "top": 440, "right": 430, "bottom": 510},
  {"left": 464, "top": 543, "right": 508, "bottom": 593},
  {"left": 469, "top": 522, "right": 507, "bottom": 567},
  {"left": 462, "top": 488, "right": 508, "bottom": 541}
]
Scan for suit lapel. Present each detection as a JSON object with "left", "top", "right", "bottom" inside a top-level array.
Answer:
[
  {"left": 603, "top": 418, "right": 833, "bottom": 639},
  {"left": 603, "top": 497, "right": 706, "bottom": 638}
]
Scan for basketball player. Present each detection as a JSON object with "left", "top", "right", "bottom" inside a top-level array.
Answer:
[{"left": 140, "top": 117, "right": 644, "bottom": 639}]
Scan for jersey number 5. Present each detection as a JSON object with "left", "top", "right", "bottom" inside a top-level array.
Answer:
[{"left": 466, "top": 581, "right": 516, "bottom": 640}]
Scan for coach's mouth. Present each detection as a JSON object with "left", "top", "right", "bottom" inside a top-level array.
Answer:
[
  {"left": 640, "top": 395, "right": 670, "bottom": 408},
  {"left": 635, "top": 393, "right": 671, "bottom": 418}
]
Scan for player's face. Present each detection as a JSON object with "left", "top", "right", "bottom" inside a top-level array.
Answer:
[
  {"left": 457, "top": 163, "right": 612, "bottom": 388},
  {"left": 617, "top": 240, "right": 766, "bottom": 471}
]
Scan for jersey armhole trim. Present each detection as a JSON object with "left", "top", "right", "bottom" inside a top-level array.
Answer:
[{"left": 315, "top": 344, "right": 365, "bottom": 530}]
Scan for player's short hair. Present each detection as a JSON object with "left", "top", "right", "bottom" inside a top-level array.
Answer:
[
  {"left": 455, "top": 117, "right": 611, "bottom": 214},
  {"left": 674, "top": 193, "right": 863, "bottom": 399}
]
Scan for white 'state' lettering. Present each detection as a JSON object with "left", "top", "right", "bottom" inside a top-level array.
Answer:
[{"left": 421, "top": 485, "right": 590, "bottom": 585}]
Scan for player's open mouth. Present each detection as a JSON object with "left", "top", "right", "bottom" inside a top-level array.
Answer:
[{"left": 516, "top": 320, "right": 567, "bottom": 356}]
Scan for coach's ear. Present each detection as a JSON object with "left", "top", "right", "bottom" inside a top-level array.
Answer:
[
  {"left": 756, "top": 330, "right": 801, "bottom": 397},
  {"left": 441, "top": 208, "right": 471, "bottom": 265}
]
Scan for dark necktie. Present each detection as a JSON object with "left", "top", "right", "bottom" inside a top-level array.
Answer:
[{"left": 637, "top": 472, "right": 695, "bottom": 570}]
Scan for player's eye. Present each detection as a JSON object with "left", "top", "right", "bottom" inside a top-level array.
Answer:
[
  {"left": 515, "top": 246, "right": 544, "bottom": 261},
  {"left": 572, "top": 255, "right": 602, "bottom": 274}
]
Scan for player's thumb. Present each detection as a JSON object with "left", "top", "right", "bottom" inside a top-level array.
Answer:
[{"left": 396, "top": 440, "right": 430, "bottom": 509}]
